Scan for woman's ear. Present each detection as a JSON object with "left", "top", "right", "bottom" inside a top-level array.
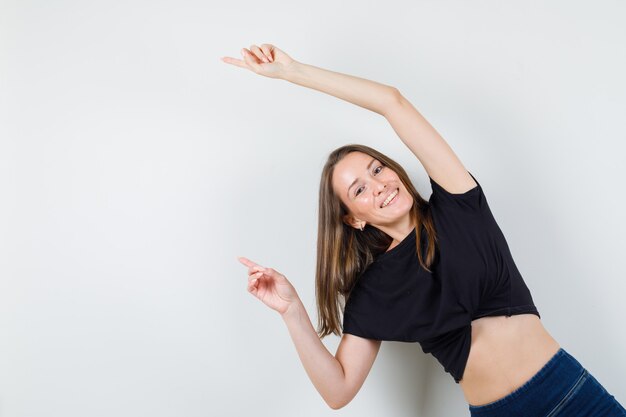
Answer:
[{"left": 343, "top": 214, "right": 362, "bottom": 230}]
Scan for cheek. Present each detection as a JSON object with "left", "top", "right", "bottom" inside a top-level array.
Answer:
[
  {"left": 360, "top": 196, "right": 374, "bottom": 209},
  {"left": 403, "top": 191, "right": 414, "bottom": 206}
]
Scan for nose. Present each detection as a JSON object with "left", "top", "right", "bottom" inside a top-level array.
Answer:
[{"left": 374, "top": 179, "right": 387, "bottom": 195}]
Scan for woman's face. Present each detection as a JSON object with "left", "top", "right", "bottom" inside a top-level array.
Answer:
[{"left": 332, "top": 151, "right": 413, "bottom": 229}]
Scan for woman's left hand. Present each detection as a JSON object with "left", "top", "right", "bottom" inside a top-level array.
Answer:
[{"left": 221, "top": 43, "right": 297, "bottom": 80}]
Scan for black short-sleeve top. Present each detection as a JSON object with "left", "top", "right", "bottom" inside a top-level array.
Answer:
[{"left": 342, "top": 171, "right": 540, "bottom": 383}]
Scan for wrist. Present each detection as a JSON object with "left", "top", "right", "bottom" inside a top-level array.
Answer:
[
  {"left": 280, "top": 60, "right": 303, "bottom": 82},
  {"left": 281, "top": 297, "right": 304, "bottom": 320}
]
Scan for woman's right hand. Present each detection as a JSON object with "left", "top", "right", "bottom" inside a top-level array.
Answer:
[
  {"left": 221, "top": 43, "right": 297, "bottom": 79},
  {"left": 237, "top": 256, "right": 300, "bottom": 315}
]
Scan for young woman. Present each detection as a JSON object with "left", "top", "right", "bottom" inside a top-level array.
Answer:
[{"left": 225, "top": 44, "right": 626, "bottom": 416}]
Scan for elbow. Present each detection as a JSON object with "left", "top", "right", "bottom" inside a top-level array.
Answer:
[
  {"left": 326, "top": 393, "right": 353, "bottom": 410},
  {"left": 388, "top": 86, "right": 402, "bottom": 101},
  {"left": 323, "top": 360, "right": 358, "bottom": 410},
  {"left": 381, "top": 87, "right": 405, "bottom": 116},
  {"left": 327, "top": 400, "right": 347, "bottom": 410}
]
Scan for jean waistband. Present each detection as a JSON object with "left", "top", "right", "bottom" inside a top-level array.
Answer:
[{"left": 468, "top": 348, "right": 585, "bottom": 415}]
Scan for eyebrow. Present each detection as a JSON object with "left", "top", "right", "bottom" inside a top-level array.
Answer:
[{"left": 347, "top": 157, "right": 377, "bottom": 199}]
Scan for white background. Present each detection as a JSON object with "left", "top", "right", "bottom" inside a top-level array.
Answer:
[{"left": 1, "top": 1, "right": 625, "bottom": 416}]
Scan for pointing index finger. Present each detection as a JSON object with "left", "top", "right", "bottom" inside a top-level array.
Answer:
[{"left": 237, "top": 256, "right": 264, "bottom": 269}]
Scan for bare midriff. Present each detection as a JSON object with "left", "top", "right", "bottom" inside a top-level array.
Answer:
[{"left": 459, "top": 314, "right": 561, "bottom": 407}]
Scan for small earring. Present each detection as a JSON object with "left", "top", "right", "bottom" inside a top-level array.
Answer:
[{"left": 359, "top": 223, "right": 365, "bottom": 231}]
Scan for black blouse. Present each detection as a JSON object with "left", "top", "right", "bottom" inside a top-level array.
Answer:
[{"left": 342, "top": 171, "right": 540, "bottom": 383}]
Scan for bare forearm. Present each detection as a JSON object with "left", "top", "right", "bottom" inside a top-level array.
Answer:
[
  {"left": 281, "top": 61, "right": 398, "bottom": 116},
  {"left": 281, "top": 298, "right": 346, "bottom": 409}
]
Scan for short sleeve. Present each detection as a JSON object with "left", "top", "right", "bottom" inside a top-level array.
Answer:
[
  {"left": 342, "top": 294, "right": 366, "bottom": 337},
  {"left": 342, "top": 290, "right": 380, "bottom": 340},
  {"left": 428, "top": 171, "right": 487, "bottom": 213}
]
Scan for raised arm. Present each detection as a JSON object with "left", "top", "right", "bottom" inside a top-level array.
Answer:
[{"left": 222, "top": 43, "right": 476, "bottom": 193}]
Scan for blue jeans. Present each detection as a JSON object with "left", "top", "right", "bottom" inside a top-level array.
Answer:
[{"left": 468, "top": 348, "right": 626, "bottom": 417}]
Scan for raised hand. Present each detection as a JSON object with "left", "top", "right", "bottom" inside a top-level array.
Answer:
[
  {"left": 221, "top": 43, "right": 297, "bottom": 79},
  {"left": 237, "top": 256, "right": 300, "bottom": 315}
]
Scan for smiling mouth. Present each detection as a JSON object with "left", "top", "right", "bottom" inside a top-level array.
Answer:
[{"left": 381, "top": 188, "right": 399, "bottom": 208}]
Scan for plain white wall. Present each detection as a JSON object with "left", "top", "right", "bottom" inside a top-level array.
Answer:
[{"left": 1, "top": 0, "right": 625, "bottom": 416}]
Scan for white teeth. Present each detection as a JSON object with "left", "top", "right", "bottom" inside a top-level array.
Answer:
[{"left": 381, "top": 189, "right": 399, "bottom": 207}]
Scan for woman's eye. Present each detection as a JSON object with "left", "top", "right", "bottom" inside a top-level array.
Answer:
[{"left": 355, "top": 166, "right": 383, "bottom": 196}]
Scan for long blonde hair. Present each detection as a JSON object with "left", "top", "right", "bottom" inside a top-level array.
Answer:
[{"left": 315, "top": 144, "right": 438, "bottom": 338}]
